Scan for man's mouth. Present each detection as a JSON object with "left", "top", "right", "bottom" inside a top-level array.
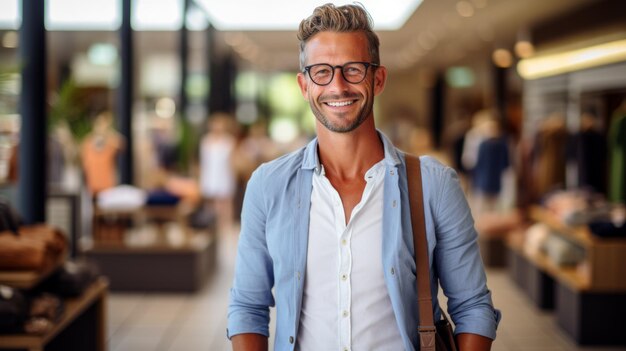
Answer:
[{"left": 325, "top": 100, "right": 356, "bottom": 107}]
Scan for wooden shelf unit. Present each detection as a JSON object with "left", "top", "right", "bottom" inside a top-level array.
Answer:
[
  {"left": 0, "top": 278, "right": 108, "bottom": 351},
  {"left": 0, "top": 258, "right": 64, "bottom": 290},
  {"left": 528, "top": 206, "right": 626, "bottom": 292}
]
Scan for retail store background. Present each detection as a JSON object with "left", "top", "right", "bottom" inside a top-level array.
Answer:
[{"left": 1, "top": 0, "right": 626, "bottom": 350}]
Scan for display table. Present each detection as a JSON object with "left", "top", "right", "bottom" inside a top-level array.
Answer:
[
  {"left": 0, "top": 278, "right": 108, "bottom": 351},
  {"left": 84, "top": 234, "right": 216, "bottom": 292},
  {"left": 506, "top": 206, "right": 626, "bottom": 345}
]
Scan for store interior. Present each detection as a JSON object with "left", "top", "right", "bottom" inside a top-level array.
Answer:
[{"left": 0, "top": 0, "right": 625, "bottom": 350}]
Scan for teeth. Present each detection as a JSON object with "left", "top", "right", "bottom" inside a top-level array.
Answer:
[{"left": 326, "top": 100, "right": 354, "bottom": 107}]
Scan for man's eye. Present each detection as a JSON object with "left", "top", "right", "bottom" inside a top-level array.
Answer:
[
  {"left": 345, "top": 67, "right": 363, "bottom": 75},
  {"left": 313, "top": 69, "right": 331, "bottom": 76}
]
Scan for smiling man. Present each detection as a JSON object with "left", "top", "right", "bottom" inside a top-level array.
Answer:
[{"left": 227, "top": 4, "right": 500, "bottom": 351}]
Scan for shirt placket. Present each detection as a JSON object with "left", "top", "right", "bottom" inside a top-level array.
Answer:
[
  {"left": 334, "top": 166, "right": 380, "bottom": 351},
  {"left": 329, "top": 188, "right": 351, "bottom": 351}
]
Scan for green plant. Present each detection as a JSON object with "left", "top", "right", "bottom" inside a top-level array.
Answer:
[{"left": 49, "top": 78, "right": 92, "bottom": 143}]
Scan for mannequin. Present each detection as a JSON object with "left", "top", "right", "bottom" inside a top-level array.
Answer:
[{"left": 80, "top": 112, "right": 124, "bottom": 195}]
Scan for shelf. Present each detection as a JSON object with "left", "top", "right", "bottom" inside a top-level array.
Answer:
[
  {"left": 85, "top": 235, "right": 216, "bottom": 292},
  {"left": 0, "top": 257, "right": 64, "bottom": 290},
  {"left": 506, "top": 235, "right": 590, "bottom": 291},
  {"left": 0, "top": 277, "right": 108, "bottom": 350},
  {"left": 529, "top": 206, "right": 593, "bottom": 247}
]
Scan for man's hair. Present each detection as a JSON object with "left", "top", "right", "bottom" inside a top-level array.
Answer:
[{"left": 297, "top": 3, "right": 380, "bottom": 71}]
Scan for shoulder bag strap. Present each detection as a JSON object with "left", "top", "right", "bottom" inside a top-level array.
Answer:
[{"left": 406, "top": 154, "right": 437, "bottom": 351}]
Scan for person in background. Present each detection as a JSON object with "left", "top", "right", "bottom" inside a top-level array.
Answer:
[
  {"left": 228, "top": 4, "right": 500, "bottom": 350},
  {"left": 199, "top": 112, "right": 237, "bottom": 233}
]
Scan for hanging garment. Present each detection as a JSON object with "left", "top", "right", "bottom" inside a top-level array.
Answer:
[
  {"left": 608, "top": 113, "right": 626, "bottom": 203},
  {"left": 472, "top": 136, "right": 510, "bottom": 195}
]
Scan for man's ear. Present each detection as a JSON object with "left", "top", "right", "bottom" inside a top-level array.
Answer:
[
  {"left": 297, "top": 73, "right": 310, "bottom": 100},
  {"left": 373, "top": 65, "right": 387, "bottom": 96}
]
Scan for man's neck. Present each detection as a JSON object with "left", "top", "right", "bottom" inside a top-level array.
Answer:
[{"left": 316, "top": 122, "right": 384, "bottom": 181}]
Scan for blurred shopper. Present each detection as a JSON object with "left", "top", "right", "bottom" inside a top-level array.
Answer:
[
  {"left": 228, "top": 4, "right": 500, "bottom": 351},
  {"left": 232, "top": 121, "right": 280, "bottom": 220},
  {"left": 532, "top": 113, "right": 569, "bottom": 200},
  {"left": 470, "top": 118, "right": 511, "bottom": 214},
  {"left": 199, "top": 112, "right": 237, "bottom": 233},
  {"left": 80, "top": 111, "right": 123, "bottom": 196},
  {"left": 232, "top": 121, "right": 279, "bottom": 186},
  {"left": 567, "top": 111, "right": 607, "bottom": 194},
  {"left": 608, "top": 100, "right": 626, "bottom": 204}
]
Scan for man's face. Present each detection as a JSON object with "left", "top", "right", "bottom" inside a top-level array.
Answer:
[{"left": 297, "top": 31, "right": 386, "bottom": 134}]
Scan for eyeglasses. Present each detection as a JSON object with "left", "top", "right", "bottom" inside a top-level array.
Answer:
[{"left": 303, "top": 61, "right": 379, "bottom": 86}]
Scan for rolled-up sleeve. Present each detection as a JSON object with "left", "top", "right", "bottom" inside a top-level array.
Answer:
[
  {"left": 432, "top": 166, "right": 501, "bottom": 339},
  {"left": 227, "top": 166, "right": 275, "bottom": 339}
]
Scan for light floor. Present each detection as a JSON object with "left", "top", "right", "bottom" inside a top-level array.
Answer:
[{"left": 107, "top": 228, "right": 626, "bottom": 351}]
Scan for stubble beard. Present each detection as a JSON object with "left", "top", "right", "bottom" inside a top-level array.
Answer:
[{"left": 311, "top": 90, "right": 374, "bottom": 133}]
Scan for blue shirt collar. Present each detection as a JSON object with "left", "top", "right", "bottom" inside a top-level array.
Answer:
[{"left": 301, "top": 130, "right": 402, "bottom": 174}]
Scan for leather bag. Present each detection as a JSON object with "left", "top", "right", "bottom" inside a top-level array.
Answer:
[
  {"left": 406, "top": 154, "right": 458, "bottom": 351},
  {"left": 0, "top": 201, "right": 67, "bottom": 271}
]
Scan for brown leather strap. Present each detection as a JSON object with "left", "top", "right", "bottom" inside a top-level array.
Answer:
[{"left": 406, "top": 154, "right": 436, "bottom": 351}]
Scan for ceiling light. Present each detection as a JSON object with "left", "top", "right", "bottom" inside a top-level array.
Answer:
[
  {"left": 514, "top": 40, "right": 535, "bottom": 58},
  {"left": 195, "top": 0, "right": 423, "bottom": 30},
  {"left": 492, "top": 48, "right": 513, "bottom": 68},
  {"left": 456, "top": 1, "right": 475, "bottom": 18},
  {"left": 155, "top": 97, "right": 176, "bottom": 119},
  {"left": 518, "top": 39, "right": 626, "bottom": 79}
]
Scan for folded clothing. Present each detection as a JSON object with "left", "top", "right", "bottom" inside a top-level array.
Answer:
[
  {"left": 588, "top": 220, "right": 626, "bottom": 238},
  {"left": 39, "top": 260, "right": 100, "bottom": 297},
  {"left": 146, "top": 190, "right": 181, "bottom": 206}
]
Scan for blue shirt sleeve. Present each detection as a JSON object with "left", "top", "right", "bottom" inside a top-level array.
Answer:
[
  {"left": 227, "top": 165, "right": 275, "bottom": 339},
  {"left": 430, "top": 163, "right": 501, "bottom": 339}
]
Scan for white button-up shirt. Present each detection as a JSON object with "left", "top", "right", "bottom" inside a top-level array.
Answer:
[{"left": 297, "top": 160, "right": 404, "bottom": 351}]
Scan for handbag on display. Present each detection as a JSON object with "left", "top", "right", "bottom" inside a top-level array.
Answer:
[
  {"left": 40, "top": 260, "right": 99, "bottom": 297},
  {"left": 0, "top": 201, "right": 67, "bottom": 271},
  {"left": 406, "top": 155, "right": 458, "bottom": 351}
]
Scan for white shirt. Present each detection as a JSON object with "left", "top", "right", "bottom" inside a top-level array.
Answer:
[{"left": 297, "top": 160, "right": 404, "bottom": 351}]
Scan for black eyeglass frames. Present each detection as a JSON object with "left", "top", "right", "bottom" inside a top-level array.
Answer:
[{"left": 303, "top": 61, "right": 379, "bottom": 86}]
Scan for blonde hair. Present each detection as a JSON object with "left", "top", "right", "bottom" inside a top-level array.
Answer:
[{"left": 297, "top": 3, "right": 380, "bottom": 71}]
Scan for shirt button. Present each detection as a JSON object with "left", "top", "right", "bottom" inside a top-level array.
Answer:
[
  {"left": 391, "top": 267, "right": 395, "bottom": 275},
  {"left": 392, "top": 200, "right": 397, "bottom": 208},
  {"left": 344, "top": 348, "right": 349, "bottom": 351},
  {"left": 289, "top": 336, "right": 294, "bottom": 344},
  {"left": 390, "top": 170, "right": 395, "bottom": 175},
  {"left": 342, "top": 310, "right": 349, "bottom": 318},
  {"left": 341, "top": 239, "right": 347, "bottom": 245},
  {"left": 341, "top": 274, "right": 347, "bottom": 281}
]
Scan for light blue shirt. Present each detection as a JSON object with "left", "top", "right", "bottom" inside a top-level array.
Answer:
[{"left": 227, "top": 131, "right": 501, "bottom": 350}]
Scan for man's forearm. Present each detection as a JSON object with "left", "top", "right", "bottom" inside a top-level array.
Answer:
[
  {"left": 456, "top": 332, "right": 493, "bottom": 351},
  {"left": 231, "top": 333, "right": 268, "bottom": 351}
]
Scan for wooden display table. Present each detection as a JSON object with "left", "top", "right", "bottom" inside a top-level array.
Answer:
[
  {"left": 506, "top": 206, "right": 626, "bottom": 345},
  {"left": 85, "top": 234, "right": 216, "bottom": 292},
  {"left": 0, "top": 278, "right": 108, "bottom": 351}
]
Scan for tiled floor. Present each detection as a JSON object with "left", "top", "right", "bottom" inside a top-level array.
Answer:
[{"left": 107, "top": 227, "right": 626, "bottom": 351}]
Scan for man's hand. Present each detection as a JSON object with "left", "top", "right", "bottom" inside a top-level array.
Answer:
[
  {"left": 456, "top": 333, "right": 493, "bottom": 351},
  {"left": 231, "top": 333, "right": 268, "bottom": 351}
]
